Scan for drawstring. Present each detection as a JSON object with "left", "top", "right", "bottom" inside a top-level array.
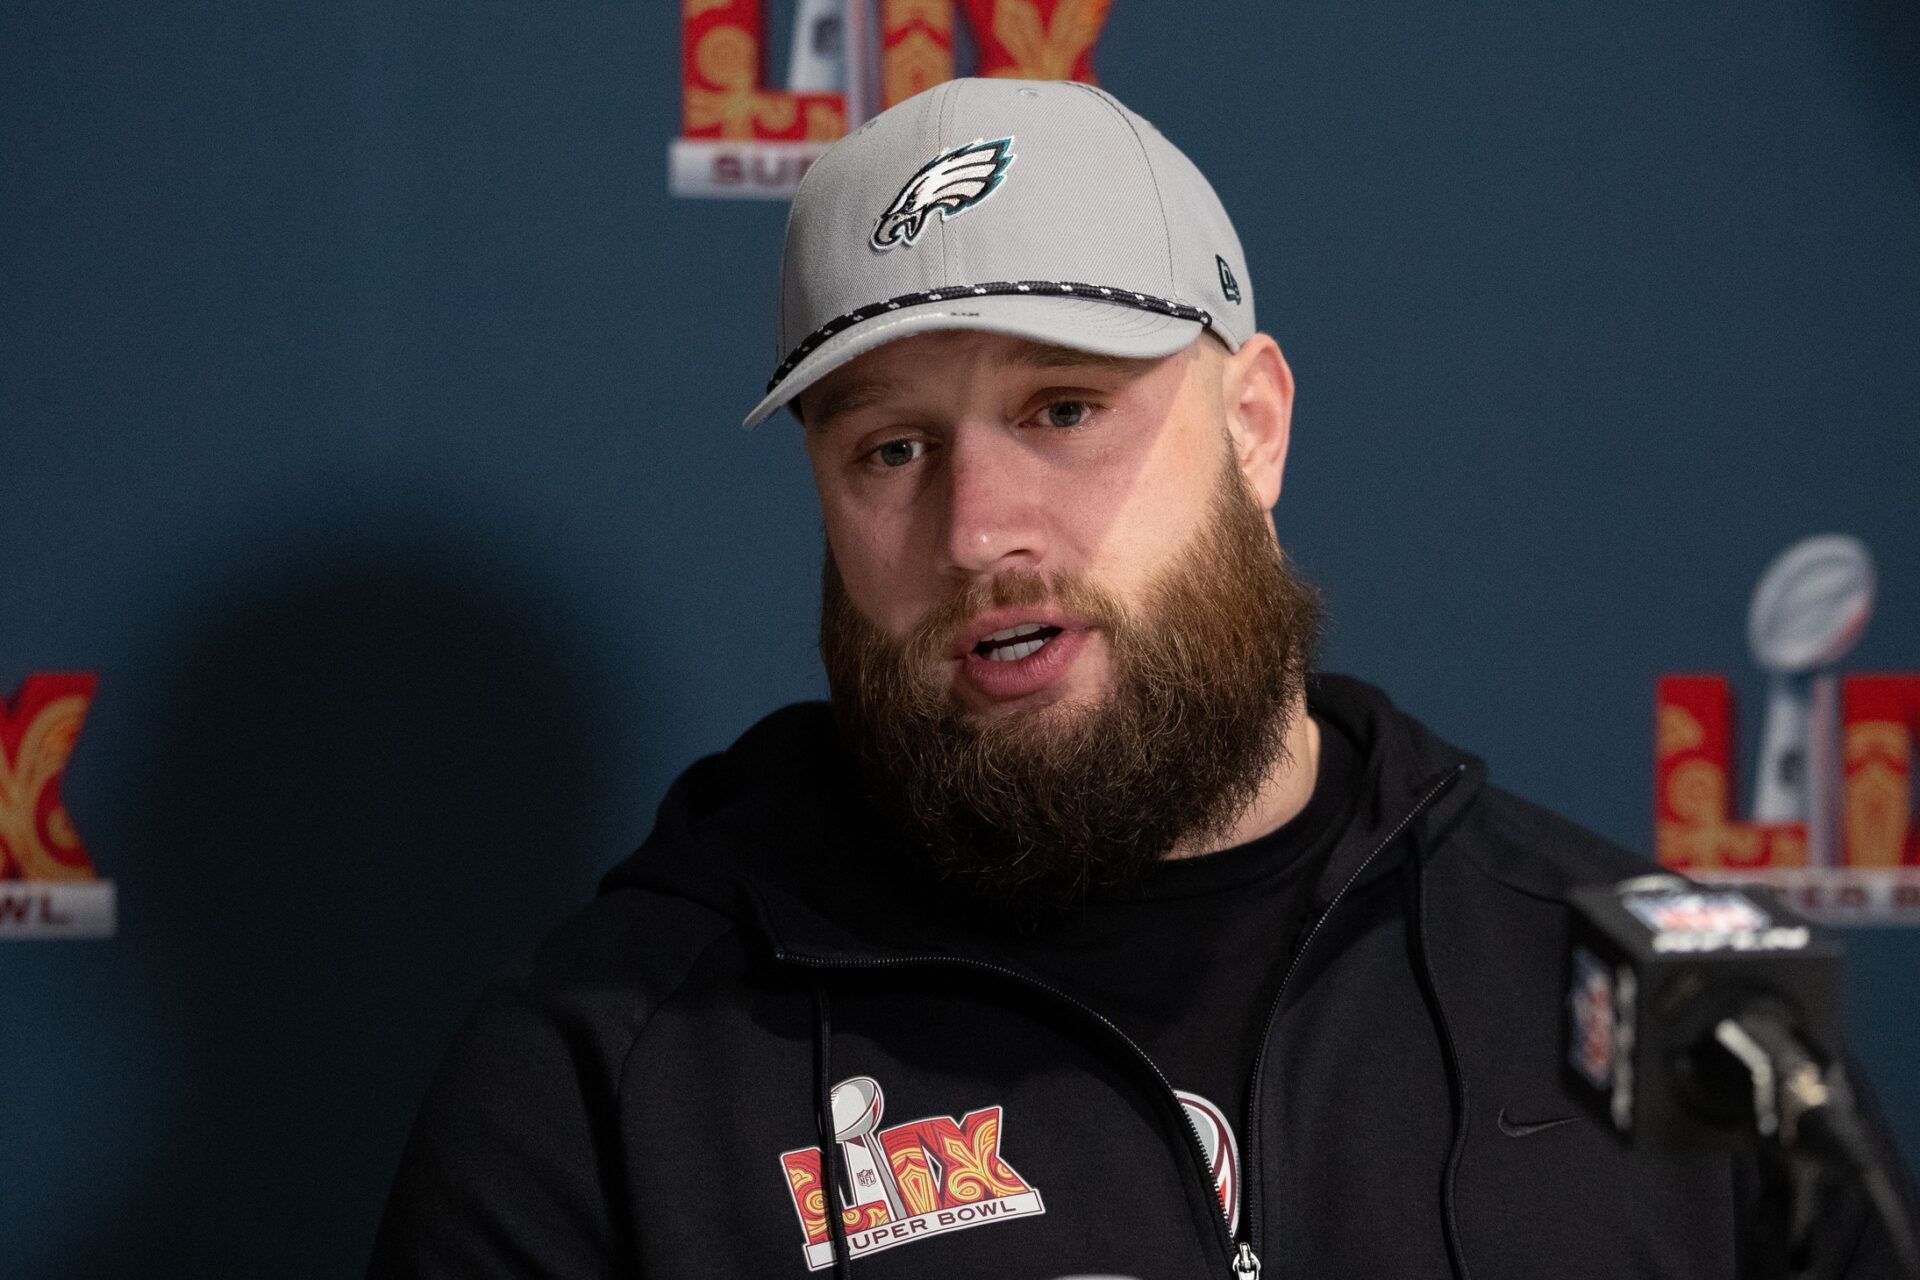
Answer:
[
  {"left": 1408, "top": 819, "right": 1474, "bottom": 1280},
  {"left": 812, "top": 984, "right": 853, "bottom": 1277}
]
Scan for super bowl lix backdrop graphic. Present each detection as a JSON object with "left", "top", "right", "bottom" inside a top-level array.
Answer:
[
  {"left": 1657, "top": 535, "right": 1920, "bottom": 924},
  {"left": 671, "top": 0, "right": 1113, "bottom": 199},
  {"left": 0, "top": 673, "right": 115, "bottom": 939}
]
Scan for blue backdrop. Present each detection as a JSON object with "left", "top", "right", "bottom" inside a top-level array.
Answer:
[{"left": 4, "top": 1, "right": 1916, "bottom": 1274}]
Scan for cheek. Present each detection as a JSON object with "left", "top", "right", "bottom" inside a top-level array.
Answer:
[
  {"left": 1088, "top": 513, "right": 1189, "bottom": 604},
  {"left": 1072, "top": 450, "right": 1219, "bottom": 598},
  {"left": 822, "top": 503, "right": 926, "bottom": 635}
]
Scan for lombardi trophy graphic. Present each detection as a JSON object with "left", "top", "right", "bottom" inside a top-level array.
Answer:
[
  {"left": 1748, "top": 534, "right": 1876, "bottom": 868},
  {"left": 829, "top": 1076, "right": 910, "bottom": 1224},
  {"left": 786, "top": 0, "right": 843, "bottom": 93},
  {"left": 785, "top": 0, "right": 881, "bottom": 123}
]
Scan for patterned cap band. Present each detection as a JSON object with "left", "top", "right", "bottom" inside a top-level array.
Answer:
[{"left": 765, "top": 280, "right": 1213, "bottom": 394}]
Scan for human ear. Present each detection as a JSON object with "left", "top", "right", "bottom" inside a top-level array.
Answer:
[{"left": 1221, "top": 333, "right": 1294, "bottom": 509}]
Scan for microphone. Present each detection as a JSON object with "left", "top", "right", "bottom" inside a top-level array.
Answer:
[
  {"left": 1565, "top": 873, "right": 1843, "bottom": 1146},
  {"left": 1565, "top": 874, "right": 1918, "bottom": 1277}
]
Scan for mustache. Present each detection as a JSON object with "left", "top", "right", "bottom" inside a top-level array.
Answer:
[{"left": 896, "top": 568, "right": 1131, "bottom": 668}]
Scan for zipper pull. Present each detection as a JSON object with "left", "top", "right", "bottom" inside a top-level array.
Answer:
[{"left": 1232, "top": 1241, "right": 1261, "bottom": 1278}]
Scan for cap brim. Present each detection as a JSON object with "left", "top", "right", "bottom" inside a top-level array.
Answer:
[{"left": 741, "top": 293, "right": 1204, "bottom": 429}]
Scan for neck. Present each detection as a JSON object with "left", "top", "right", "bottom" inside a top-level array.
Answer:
[{"left": 1164, "top": 692, "right": 1320, "bottom": 860}]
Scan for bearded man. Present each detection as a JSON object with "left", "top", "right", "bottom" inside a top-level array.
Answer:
[{"left": 372, "top": 79, "right": 1913, "bottom": 1279}]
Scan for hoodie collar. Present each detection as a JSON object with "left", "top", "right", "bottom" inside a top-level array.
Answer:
[
  {"left": 600, "top": 674, "right": 1487, "bottom": 966},
  {"left": 1302, "top": 673, "right": 1482, "bottom": 908}
]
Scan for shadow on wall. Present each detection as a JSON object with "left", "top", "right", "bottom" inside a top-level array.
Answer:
[
  {"left": 59, "top": 517, "right": 623, "bottom": 1279},
  {"left": 1831, "top": 0, "right": 1920, "bottom": 163}
]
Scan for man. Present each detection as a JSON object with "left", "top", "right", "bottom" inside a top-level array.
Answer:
[{"left": 372, "top": 79, "right": 1911, "bottom": 1278}]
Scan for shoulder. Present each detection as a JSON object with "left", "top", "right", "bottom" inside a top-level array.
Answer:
[
  {"left": 495, "top": 885, "right": 742, "bottom": 1040},
  {"left": 1444, "top": 782, "right": 1657, "bottom": 905},
  {"left": 450, "top": 701, "right": 848, "bottom": 1071},
  {"left": 501, "top": 701, "right": 844, "bottom": 1034},
  {"left": 664, "top": 701, "right": 842, "bottom": 821},
  {"left": 373, "top": 888, "right": 748, "bottom": 1274}
]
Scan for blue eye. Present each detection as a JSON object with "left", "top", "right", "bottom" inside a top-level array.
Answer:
[
  {"left": 873, "top": 439, "right": 925, "bottom": 468},
  {"left": 1044, "top": 400, "right": 1091, "bottom": 429}
]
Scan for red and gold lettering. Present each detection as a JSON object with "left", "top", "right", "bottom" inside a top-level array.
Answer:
[
  {"left": 882, "top": 0, "right": 957, "bottom": 108},
  {"left": 962, "top": 0, "right": 1113, "bottom": 82},
  {"left": 1655, "top": 674, "right": 1920, "bottom": 871},
  {"left": 880, "top": 1106, "right": 1032, "bottom": 1206},
  {"left": 0, "top": 673, "right": 99, "bottom": 882},
  {"left": 780, "top": 1149, "right": 893, "bottom": 1247},
  {"left": 680, "top": 0, "right": 1116, "bottom": 142},
  {"left": 1843, "top": 676, "right": 1920, "bottom": 868},
  {"left": 682, "top": 0, "right": 848, "bottom": 142}
]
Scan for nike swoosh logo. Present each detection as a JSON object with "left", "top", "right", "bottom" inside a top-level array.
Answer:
[{"left": 1497, "top": 1107, "right": 1584, "bottom": 1138}]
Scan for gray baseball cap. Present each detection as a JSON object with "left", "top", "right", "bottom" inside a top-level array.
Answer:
[{"left": 742, "top": 77, "right": 1256, "bottom": 428}]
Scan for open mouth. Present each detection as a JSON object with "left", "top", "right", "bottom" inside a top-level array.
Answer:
[{"left": 973, "top": 622, "right": 1066, "bottom": 662}]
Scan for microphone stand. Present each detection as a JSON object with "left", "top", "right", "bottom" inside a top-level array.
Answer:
[{"left": 1717, "top": 1009, "right": 1920, "bottom": 1280}]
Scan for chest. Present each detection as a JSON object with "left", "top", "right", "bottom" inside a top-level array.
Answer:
[{"left": 615, "top": 899, "right": 1734, "bottom": 1279}]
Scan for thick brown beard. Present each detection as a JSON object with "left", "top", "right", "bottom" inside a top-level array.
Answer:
[{"left": 820, "top": 451, "right": 1324, "bottom": 913}]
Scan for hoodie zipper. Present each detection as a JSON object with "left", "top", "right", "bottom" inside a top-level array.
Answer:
[
  {"left": 1237, "top": 764, "right": 1465, "bottom": 1270},
  {"left": 775, "top": 764, "right": 1465, "bottom": 1277}
]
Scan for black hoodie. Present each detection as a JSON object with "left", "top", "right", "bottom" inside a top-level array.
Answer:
[{"left": 371, "top": 675, "right": 1912, "bottom": 1279}]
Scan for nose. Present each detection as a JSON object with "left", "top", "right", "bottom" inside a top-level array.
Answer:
[{"left": 940, "top": 428, "right": 1050, "bottom": 579}]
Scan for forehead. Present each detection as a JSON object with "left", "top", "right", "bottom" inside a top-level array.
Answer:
[{"left": 797, "top": 331, "right": 1173, "bottom": 431}]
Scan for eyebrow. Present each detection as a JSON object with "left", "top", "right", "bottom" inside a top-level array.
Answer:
[
  {"left": 801, "top": 377, "right": 905, "bottom": 434},
  {"left": 1005, "top": 345, "right": 1146, "bottom": 374},
  {"left": 801, "top": 344, "right": 1149, "bottom": 433}
]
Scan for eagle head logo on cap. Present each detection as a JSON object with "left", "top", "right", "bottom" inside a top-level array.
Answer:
[{"left": 871, "top": 136, "right": 1016, "bottom": 252}]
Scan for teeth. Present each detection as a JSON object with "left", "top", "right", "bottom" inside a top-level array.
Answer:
[
  {"left": 987, "top": 637, "right": 1049, "bottom": 662},
  {"left": 981, "top": 622, "right": 1049, "bottom": 644}
]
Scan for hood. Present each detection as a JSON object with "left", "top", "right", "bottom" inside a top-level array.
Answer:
[{"left": 599, "top": 673, "right": 1488, "bottom": 964}]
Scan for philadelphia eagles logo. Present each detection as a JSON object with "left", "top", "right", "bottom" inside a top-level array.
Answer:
[{"left": 871, "top": 136, "right": 1016, "bottom": 251}]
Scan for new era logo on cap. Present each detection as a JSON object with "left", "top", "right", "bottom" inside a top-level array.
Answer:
[
  {"left": 1216, "top": 255, "right": 1242, "bottom": 304},
  {"left": 872, "top": 137, "right": 1017, "bottom": 251}
]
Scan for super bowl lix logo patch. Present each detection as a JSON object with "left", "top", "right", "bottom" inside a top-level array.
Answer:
[
  {"left": 871, "top": 137, "right": 1015, "bottom": 251},
  {"left": 779, "top": 1075, "right": 1044, "bottom": 1270}
]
